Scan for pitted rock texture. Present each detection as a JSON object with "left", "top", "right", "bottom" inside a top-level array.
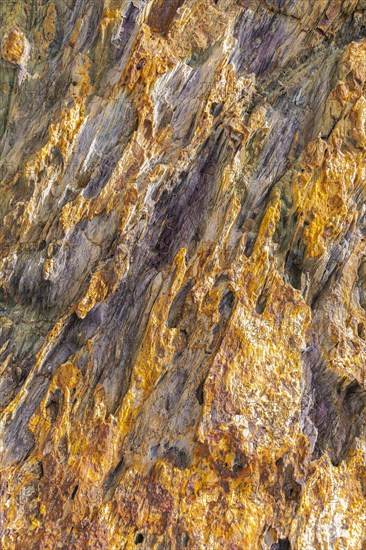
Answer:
[{"left": 1, "top": 0, "right": 366, "bottom": 549}]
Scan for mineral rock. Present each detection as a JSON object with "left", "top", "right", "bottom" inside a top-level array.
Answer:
[
  {"left": 0, "top": 0, "right": 366, "bottom": 549},
  {"left": 1, "top": 29, "right": 25, "bottom": 65}
]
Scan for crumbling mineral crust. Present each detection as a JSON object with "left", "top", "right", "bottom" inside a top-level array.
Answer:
[
  {"left": 1, "top": 28, "right": 26, "bottom": 66},
  {"left": 1, "top": 1, "right": 366, "bottom": 549}
]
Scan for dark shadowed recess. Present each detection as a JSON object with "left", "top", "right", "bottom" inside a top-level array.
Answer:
[{"left": 271, "top": 538, "right": 291, "bottom": 550}]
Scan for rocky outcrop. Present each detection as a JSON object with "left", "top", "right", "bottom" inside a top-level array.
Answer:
[{"left": 0, "top": 0, "right": 366, "bottom": 548}]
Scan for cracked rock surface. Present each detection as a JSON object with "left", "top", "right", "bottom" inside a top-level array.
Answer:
[{"left": 1, "top": 0, "right": 366, "bottom": 548}]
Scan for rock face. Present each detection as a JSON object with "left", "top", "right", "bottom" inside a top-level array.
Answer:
[{"left": 1, "top": 0, "right": 366, "bottom": 548}]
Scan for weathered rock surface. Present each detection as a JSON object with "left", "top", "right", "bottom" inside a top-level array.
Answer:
[{"left": 1, "top": 0, "right": 366, "bottom": 548}]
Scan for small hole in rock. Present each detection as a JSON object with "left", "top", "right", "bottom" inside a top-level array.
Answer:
[
  {"left": 271, "top": 537, "right": 291, "bottom": 550},
  {"left": 195, "top": 380, "right": 204, "bottom": 405},
  {"left": 255, "top": 290, "right": 267, "bottom": 314},
  {"left": 71, "top": 484, "right": 79, "bottom": 500},
  {"left": 135, "top": 533, "right": 144, "bottom": 544},
  {"left": 210, "top": 102, "right": 223, "bottom": 117},
  {"left": 218, "top": 290, "right": 235, "bottom": 319}
]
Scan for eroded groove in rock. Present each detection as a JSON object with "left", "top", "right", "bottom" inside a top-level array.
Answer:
[{"left": 1, "top": 0, "right": 366, "bottom": 548}]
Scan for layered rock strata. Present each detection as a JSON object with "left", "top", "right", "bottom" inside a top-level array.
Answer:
[{"left": 1, "top": 0, "right": 366, "bottom": 548}]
